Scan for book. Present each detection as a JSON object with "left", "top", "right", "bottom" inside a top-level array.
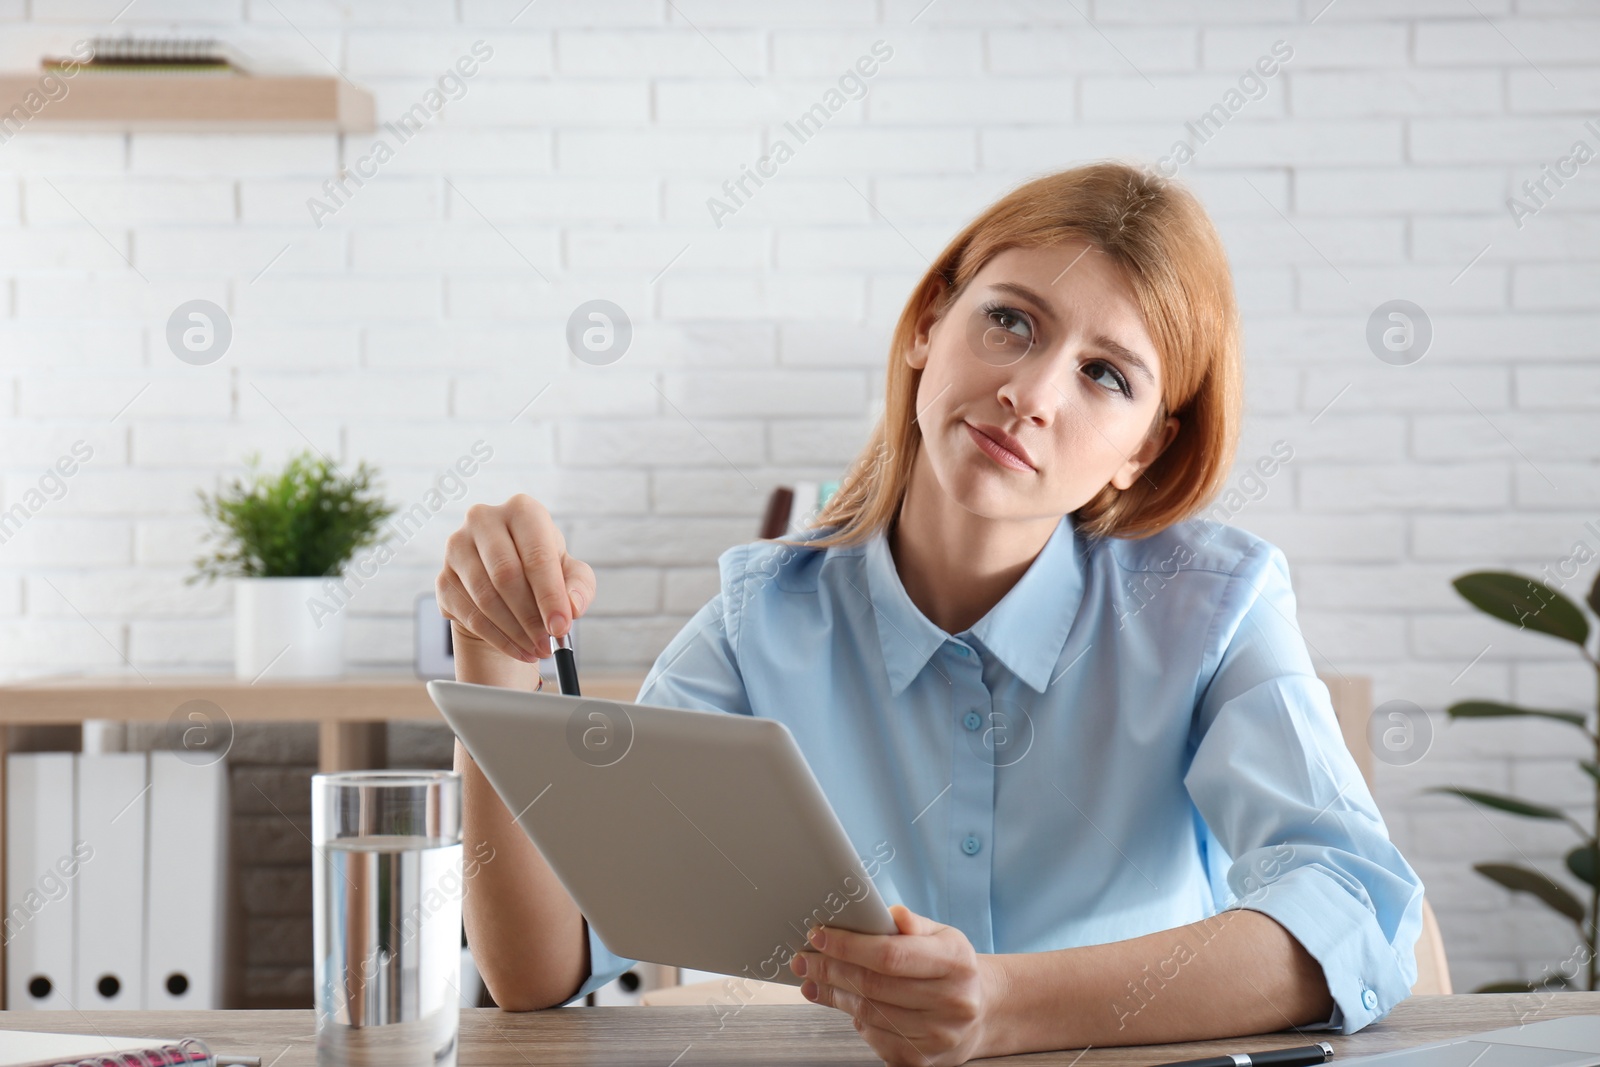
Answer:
[
  {"left": 758, "top": 486, "right": 794, "bottom": 540},
  {"left": 45, "top": 62, "right": 236, "bottom": 75},
  {"left": 0, "top": 1034, "right": 212, "bottom": 1067},
  {"left": 42, "top": 36, "right": 251, "bottom": 74},
  {"left": 760, "top": 481, "right": 844, "bottom": 540}
]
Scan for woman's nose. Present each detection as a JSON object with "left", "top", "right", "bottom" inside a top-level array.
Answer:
[{"left": 997, "top": 361, "right": 1060, "bottom": 426}]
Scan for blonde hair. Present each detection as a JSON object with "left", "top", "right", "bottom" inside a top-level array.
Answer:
[{"left": 807, "top": 160, "right": 1242, "bottom": 546}]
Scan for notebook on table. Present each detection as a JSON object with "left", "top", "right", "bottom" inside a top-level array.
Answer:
[
  {"left": 1336, "top": 1015, "right": 1600, "bottom": 1067},
  {"left": 0, "top": 1033, "right": 212, "bottom": 1067}
]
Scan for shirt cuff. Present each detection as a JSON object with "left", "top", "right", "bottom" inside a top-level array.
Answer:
[
  {"left": 558, "top": 918, "right": 638, "bottom": 1006},
  {"left": 1297, "top": 1003, "right": 1345, "bottom": 1032},
  {"left": 1228, "top": 864, "right": 1416, "bottom": 1033}
]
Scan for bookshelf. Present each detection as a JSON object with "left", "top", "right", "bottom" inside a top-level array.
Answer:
[
  {"left": 0, "top": 670, "right": 647, "bottom": 1009},
  {"left": 0, "top": 74, "right": 375, "bottom": 131}
]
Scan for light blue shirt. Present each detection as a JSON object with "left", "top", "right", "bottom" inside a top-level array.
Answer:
[{"left": 567, "top": 514, "right": 1424, "bottom": 1033}]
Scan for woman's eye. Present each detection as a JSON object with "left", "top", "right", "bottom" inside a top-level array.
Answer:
[
  {"left": 989, "top": 308, "right": 1031, "bottom": 339},
  {"left": 1083, "top": 359, "right": 1131, "bottom": 397}
]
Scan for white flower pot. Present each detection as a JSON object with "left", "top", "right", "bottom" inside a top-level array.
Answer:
[{"left": 235, "top": 577, "right": 344, "bottom": 680}]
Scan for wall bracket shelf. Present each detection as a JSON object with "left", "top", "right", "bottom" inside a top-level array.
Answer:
[{"left": 0, "top": 74, "right": 375, "bottom": 132}]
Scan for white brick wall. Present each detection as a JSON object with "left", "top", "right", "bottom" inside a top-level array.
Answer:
[{"left": 1, "top": 0, "right": 1597, "bottom": 993}]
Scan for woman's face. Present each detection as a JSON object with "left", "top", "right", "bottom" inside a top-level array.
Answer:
[{"left": 906, "top": 242, "right": 1178, "bottom": 523}]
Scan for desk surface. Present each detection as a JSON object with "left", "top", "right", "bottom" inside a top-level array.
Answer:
[{"left": 5, "top": 994, "right": 1595, "bottom": 1066}]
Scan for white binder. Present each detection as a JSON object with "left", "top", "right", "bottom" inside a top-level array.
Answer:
[
  {"left": 5, "top": 753, "right": 78, "bottom": 1010},
  {"left": 144, "top": 753, "right": 227, "bottom": 1009},
  {"left": 74, "top": 752, "right": 148, "bottom": 1010}
]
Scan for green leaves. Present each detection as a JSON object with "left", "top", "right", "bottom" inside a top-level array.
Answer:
[
  {"left": 1437, "top": 793, "right": 1595, "bottom": 928},
  {"left": 1568, "top": 844, "right": 1597, "bottom": 887},
  {"left": 1430, "top": 786, "right": 1574, "bottom": 822},
  {"left": 1454, "top": 571, "right": 1590, "bottom": 646},
  {"left": 1474, "top": 863, "right": 1587, "bottom": 924},
  {"left": 1475, "top": 979, "right": 1544, "bottom": 993},
  {"left": 1447, "top": 569, "right": 1600, "bottom": 989},
  {"left": 192, "top": 452, "right": 397, "bottom": 582},
  {"left": 1446, "top": 701, "right": 1590, "bottom": 730}
]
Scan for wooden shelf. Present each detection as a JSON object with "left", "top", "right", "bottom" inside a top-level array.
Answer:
[
  {"left": 0, "top": 671, "right": 647, "bottom": 724},
  {"left": 0, "top": 73, "right": 375, "bottom": 131}
]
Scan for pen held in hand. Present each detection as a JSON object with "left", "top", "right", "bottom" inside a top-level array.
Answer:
[{"left": 553, "top": 631, "right": 580, "bottom": 696}]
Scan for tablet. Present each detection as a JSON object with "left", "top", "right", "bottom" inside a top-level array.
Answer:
[{"left": 427, "top": 679, "right": 898, "bottom": 987}]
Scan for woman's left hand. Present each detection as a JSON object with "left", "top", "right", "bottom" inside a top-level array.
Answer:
[{"left": 790, "top": 904, "right": 1011, "bottom": 1067}]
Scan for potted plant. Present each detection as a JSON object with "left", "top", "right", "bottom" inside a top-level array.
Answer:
[
  {"left": 192, "top": 451, "right": 395, "bottom": 680},
  {"left": 1433, "top": 569, "right": 1600, "bottom": 992}
]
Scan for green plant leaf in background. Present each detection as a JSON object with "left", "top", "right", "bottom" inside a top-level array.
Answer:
[
  {"left": 1473, "top": 862, "right": 1587, "bottom": 924},
  {"left": 1427, "top": 786, "right": 1575, "bottom": 822},
  {"left": 1453, "top": 571, "right": 1590, "bottom": 646},
  {"left": 1476, "top": 979, "right": 1542, "bottom": 993},
  {"left": 1446, "top": 700, "right": 1593, "bottom": 735},
  {"left": 1446, "top": 701, "right": 1590, "bottom": 730},
  {"left": 191, "top": 451, "right": 397, "bottom": 583},
  {"left": 1568, "top": 844, "right": 1598, "bottom": 887},
  {"left": 1447, "top": 566, "right": 1600, "bottom": 992}
]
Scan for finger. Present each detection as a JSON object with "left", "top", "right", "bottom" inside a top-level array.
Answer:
[
  {"left": 793, "top": 951, "right": 937, "bottom": 1010},
  {"left": 437, "top": 569, "right": 533, "bottom": 662},
  {"left": 562, "top": 555, "right": 596, "bottom": 620},
  {"left": 854, "top": 1019, "right": 945, "bottom": 1067},
  {"left": 809, "top": 981, "right": 935, "bottom": 1060},
  {"left": 890, "top": 904, "right": 944, "bottom": 937},
  {"left": 433, "top": 563, "right": 475, "bottom": 630},
  {"left": 474, "top": 518, "right": 549, "bottom": 655},
  {"left": 442, "top": 520, "right": 537, "bottom": 661},
  {"left": 457, "top": 547, "right": 544, "bottom": 662},
  {"left": 811, "top": 921, "right": 951, "bottom": 980},
  {"left": 504, "top": 496, "right": 573, "bottom": 638},
  {"left": 839, "top": 988, "right": 922, "bottom": 1040}
]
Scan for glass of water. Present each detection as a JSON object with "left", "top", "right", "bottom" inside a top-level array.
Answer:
[{"left": 312, "top": 770, "right": 464, "bottom": 1067}]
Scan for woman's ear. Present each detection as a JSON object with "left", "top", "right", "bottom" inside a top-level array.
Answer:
[
  {"left": 904, "top": 280, "right": 948, "bottom": 371},
  {"left": 1110, "top": 415, "right": 1179, "bottom": 491}
]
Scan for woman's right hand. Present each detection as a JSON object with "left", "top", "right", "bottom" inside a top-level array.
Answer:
[{"left": 437, "top": 494, "right": 596, "bottom": 663}]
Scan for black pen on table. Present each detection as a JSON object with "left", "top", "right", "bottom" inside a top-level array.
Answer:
[
  {"left": 1149, "top": 1041, "right": 1334, "bottom": 1067},
  {"left": 552, "top": 631, "right": 580, "bottom": 696}
]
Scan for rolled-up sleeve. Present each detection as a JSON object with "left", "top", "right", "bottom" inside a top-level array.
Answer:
[
  {"left": 558, "top": 557, "right": 754, "bottom": 1005},
  {"left": 1183, "top": 542, "right": 1424, "bottom": 1033}
]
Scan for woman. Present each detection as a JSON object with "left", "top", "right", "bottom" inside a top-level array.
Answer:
[{"left": 437, "top": 161, "right": 1424, "bottom": 1066}]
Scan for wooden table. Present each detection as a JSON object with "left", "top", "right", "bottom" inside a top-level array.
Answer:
[
  {"left": 0, "top": 671, "right": 647, "bottom": 1011},
  {"left": 4, "top": 994, "right": 1595, "bottom": 1065}
]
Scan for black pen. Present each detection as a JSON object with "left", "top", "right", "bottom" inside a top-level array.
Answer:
[
  {"left": 1149, "top": 1041, "right": 1334, "bottom": 1067},
  {"left": 553, "top": 631, "right": 581, "bottom": 696}
]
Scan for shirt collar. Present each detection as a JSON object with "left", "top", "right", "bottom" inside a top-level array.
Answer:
[{"left": 861, "top": 514, "right": 1085, "bottom": 696}]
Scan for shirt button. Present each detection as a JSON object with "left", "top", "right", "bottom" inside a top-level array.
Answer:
[
  {"left": 961, "top": 834, "right": 981, "bottom": 856},
  {"left": 962, "top": 711, "right": 982, "bottom": 731},
  {"left": 1361, "top": 988, "right": 1378, "bottom": 1011}
]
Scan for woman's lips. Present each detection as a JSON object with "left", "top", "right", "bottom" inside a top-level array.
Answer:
[{"left": 964, "top": 422, "right": 1035, "bottom": 473}]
